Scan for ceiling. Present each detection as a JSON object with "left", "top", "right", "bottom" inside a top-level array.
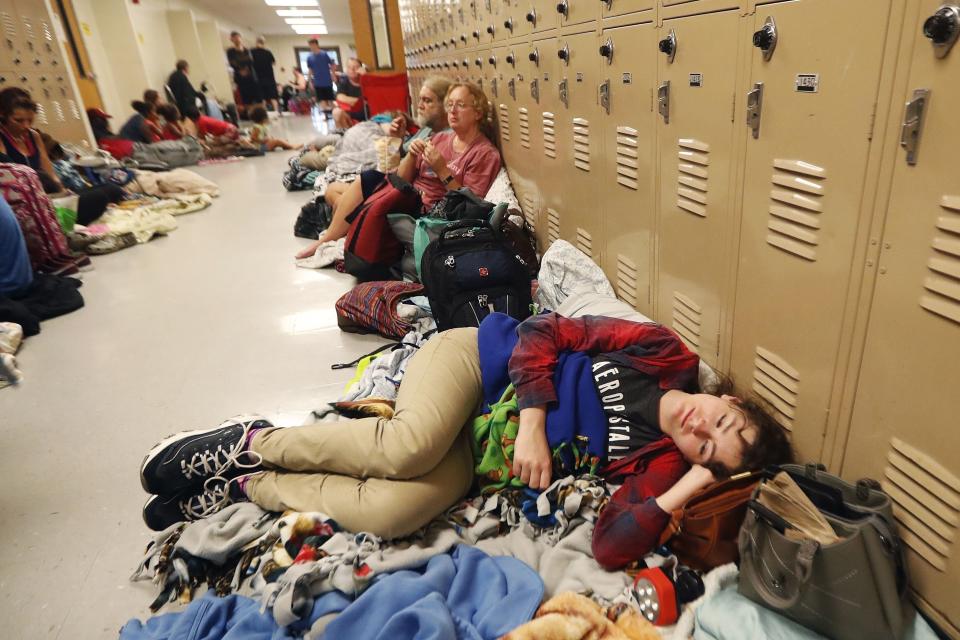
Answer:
[{"left": 187, "top": 0, "right": 355, "bottom": 36}]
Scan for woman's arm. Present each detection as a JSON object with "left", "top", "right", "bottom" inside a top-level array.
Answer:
[
  {"left": 508, "top": 313, "right": 689, "bottom": 410},
  {"left": 396, "top": 140, "right": 422, "bottom": 182},
  {"left": 592, "top": 451, "right": 699, "bottom": 569},
  {"left": 33, "top": 131, "right": 64, "bottom": 192}
]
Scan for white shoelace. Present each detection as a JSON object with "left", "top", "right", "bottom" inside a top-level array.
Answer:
[
  {"left": 179, "top": 420, "right": 265, "bottom": 481},
  {"left": 183, "top": 477, "right": 232, "bottom": 520}
]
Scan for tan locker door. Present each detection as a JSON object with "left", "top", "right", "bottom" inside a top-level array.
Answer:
[
  {"left": 600, "top": 20, "right": 656, "bottom": 315},
  {"left": 528, "top": 0, "right": 557, "bottom": 32},
  {"left": 843, "top": 2, "right": 960, "bottom": 631},
  {"left": 557, "top": 31, "right": 602, "bottom": 263},
  {"left": 729, "top": 0, "right": 892, "bottom": 458},
  {"left": 656, "top": 11, "right": 740, "bottom": 364},
  {"left": 0, "top": 0, "right": 25, "bottom": 66},
  {"left": 491, "top": 45, "right": 517, "bottom": 169},
  {"left": 533, "top": 35, "right": 563, "bottom": 249},
  {"left": 557, "top": 0, "right": 599, "bottom": 27},
  {"left": 603, "top": 0, "right": 655, "bottom": 18},
  {"left": 514, "top": 42, "right": 543, "bottom": 239}
]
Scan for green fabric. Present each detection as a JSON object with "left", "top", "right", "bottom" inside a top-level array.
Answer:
[
  {"left": 473, "top": 384, "right": 601, "bottom": 494},
  {"left": 343, "top": 355, "right": 375, "bottom": 392},
  {"left": 413, "top": 217, "right": 452, "bottom": 280}
]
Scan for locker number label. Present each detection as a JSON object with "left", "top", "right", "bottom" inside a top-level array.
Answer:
[
  {"left": 689, "top": 73, "right": 702, "bottom": 87},
  {"left": 576, "top": 72, "right": 584, "bottom": 83},
  {"left": 543, "top": 73, "right": 550, "bottom": 81},
  {"left": 795, "top": 74, "right": 819, "bottom": 93},
  {"left": 622, "top": 72, "right": 632, "bottom": 85}
]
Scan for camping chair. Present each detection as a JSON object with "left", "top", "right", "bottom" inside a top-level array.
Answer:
[{"left": 359, "top": 73, "right": 411, "bottom": 119}]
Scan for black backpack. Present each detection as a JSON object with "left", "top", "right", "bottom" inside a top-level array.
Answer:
[{"left": 420, "top": 219, "right": 533, "bottom": 331}]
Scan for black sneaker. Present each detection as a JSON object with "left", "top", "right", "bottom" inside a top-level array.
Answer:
[
  {"left": 142, "top": 480, "right": 234, "bottom": 531},
  {"left": 140, "top": 415, "right": 269, "bottom": 495}
]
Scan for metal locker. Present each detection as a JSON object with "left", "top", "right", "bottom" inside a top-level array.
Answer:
[
  {"left": 842, "top": 1, "right": 960, "bottom": 633},
  {"left": 728, "top": 0, "right": 893, "bottom": 460},
  {"left": 555, "top": 0, "right": 600, "bottom": 28},
  {"left": 602, "top": 0, "right": 655, "bottom": 18},
  {"left": 509, "top": 41, "right": 543, "bottom": 241},
  {"left": 532, "top": 34, "right": 563, "bottom": 250},
  {"left": 552, "top": 31, "right": 602, "bottom": 263},
  {"left": 0, "top": 0, "right": 26, "bottom": 72},
  {"left": 526, "top": 0, "right": 557, "bottom": 33},
  {"left": 491, "top": 45, "right": 519, "bottom": 170},
  {"left": 655, "top": 10, "right": 741, "bottom": 365},
  {"left": 598, "top": 20, "right": 657, "bottom": 316}
]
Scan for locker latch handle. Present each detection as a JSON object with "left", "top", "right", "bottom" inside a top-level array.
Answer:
[
  {"left": 900, "top": 88, "right": 930, "bottom": 166},
  {"left": 746, "top": 82, "right": 764, "bottom": 139},
  {"left": 529, "top": 48, "right": 540, "bottom": 66},
  {"left": 531, "top": 78, "right": 540, "bottom": 103},
  {"left": 923, "top": 4, "right": 960, "bottom": 58},
  {"left": 601, "top": 0, "right": 613, "bottom": 10},
  {"left": 658, "top": 29, "right": 677, "bottom": 64},
  {"left": 557, "top": 43, "right": 570, "bottom": 65},
  {"left": 556, "top": 0, "right": 569, "bottom": 18},
  {"left": 559, "top": 78, "right": 569, "bottom": 108},
  {"left": 491, "top": 78, "right": 499, "bottom": 98},
  {"left": 599, "top": 37, "right": 614, "bottom": 64},
  {"left": 657, "top": 80, "right": 670, "bottom": 124},
  {"left": 753, "top": 16, "right": 778, "bottom": 61},
  {"left": 526, "top": 9, "right": 537, "bottom": 26},
  {"left": 599, "top": 80, "right": 611, "bottom": 115},
  {"left": 508, "top": 78, "right": 516, "bottom": 99}
]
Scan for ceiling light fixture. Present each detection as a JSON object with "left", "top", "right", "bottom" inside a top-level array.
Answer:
[
  {"left": 291, "top": 25, "right": 328, "bottom": 34},
  {"left": 275, "top": 9, "right": 323, "bottom": 17},
  {"left": 285, "top": 18, "right": 326, "bottom": 25},
  {"left": 264, "top": 0, "right": 318, "bottom": 6}
]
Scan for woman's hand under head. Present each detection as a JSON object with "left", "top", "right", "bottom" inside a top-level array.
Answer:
[
  {"left": 513, "top": 406, "right": 553, "bottom": 490},
  {"left": 658, "top": 390, "right": 757, "bottom": 473}
]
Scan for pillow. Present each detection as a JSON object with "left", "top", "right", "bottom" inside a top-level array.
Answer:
[{"left": 483, "top": 167, "right": 519, "bottom": 210}]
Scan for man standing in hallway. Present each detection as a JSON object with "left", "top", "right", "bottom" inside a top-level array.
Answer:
[
  {"left": 252, "top": 37, "right": 280, "bottom": 113},
  {"left": 167, "top": 60, "right": 202, "bottom": 118},
  {"left": 306, "top": 39, "right": 335, "bottom": 112}
]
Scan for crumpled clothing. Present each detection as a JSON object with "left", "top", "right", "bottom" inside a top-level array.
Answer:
[
  {"left": 338, "top": 328, "right": 433, "bottom": 403},
  {"left": 139, "top": 193, "right": 214, "bottom": 216},
  {"left": 0, "top": 352, "right": 22, "bottom": 388},
  {"left": 85, "top": 231, "right": 137, "bottom": 255},
  {"left": 536, "top": 239, "right": 617, "bottom": 312},
  {"left": 95, "top": 205, "right": 178, "bottom": 243},
  {"left": 295, "top": 238, "right": 344, "bottom": 269},
  {"left": 133, "top": 168, "right": 220, "bottom": 197}
]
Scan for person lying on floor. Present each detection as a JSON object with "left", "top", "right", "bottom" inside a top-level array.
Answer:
[
  {"left": 294, "top": 81, "right": 501, "bottom": 259},
  {"left": 0, "top": 89, "right": 126, "bottom": 226},
  {"left": 138, "top": 313, "right": 793, "bottom": 568},
  {"left": 248, "top": 106, "right": 301, "bottom": 151},
  {"left": 319, "top": 75, "right": 452, "bottom": 211}
]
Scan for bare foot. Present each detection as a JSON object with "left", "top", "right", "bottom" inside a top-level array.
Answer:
[{"left": 296, "top": 239, "right": 323, "bottom": 259}]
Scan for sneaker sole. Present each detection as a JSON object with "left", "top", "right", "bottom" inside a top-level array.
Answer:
[{"left": 139, "top": 414, "right": 268, "bottom": 494}]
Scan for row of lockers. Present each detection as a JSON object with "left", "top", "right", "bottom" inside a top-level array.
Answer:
[
  {"left": 404, "top": 0, "right": 960, "bottom": 634},
  {"left": 0, "top": 0, "right": 90, "bottom": 143}
]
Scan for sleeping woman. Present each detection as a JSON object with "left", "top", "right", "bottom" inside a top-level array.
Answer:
[{"left": 138, "top": 312, "right": 793, "bottom": 568}]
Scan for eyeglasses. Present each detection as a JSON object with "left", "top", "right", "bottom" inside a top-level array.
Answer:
[{"left": 444, "top": 101, "right": 475, "bottom": 112}]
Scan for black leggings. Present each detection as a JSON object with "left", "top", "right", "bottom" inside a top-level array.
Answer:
[{"left": 76, "top": 183, "right": 126, "bottom": 226}]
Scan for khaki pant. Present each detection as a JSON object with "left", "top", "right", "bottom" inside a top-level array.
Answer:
[{"left": 247, "top": 328, "right": 480, "bottom": 538}]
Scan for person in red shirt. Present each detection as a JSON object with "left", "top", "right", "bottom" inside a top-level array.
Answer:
[
  {"left": 156, "top": 104, "right": 184, "bottom": 141},
  {"left": 183, "top": 105, "right": 238, "bottom": 140}
]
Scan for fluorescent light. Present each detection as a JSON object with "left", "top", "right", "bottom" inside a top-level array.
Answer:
[
  {"left": 291, "top": 25, "right": 328, "bottom": 34},
  {"left": 275, "top": 9, "right": 323, "bottom": 16},
  {"left": 264, "top": 0, "right": 317, "bottom": 6},
  {"left": 285, "top": 18, "right": 326, "bottom": 24}
]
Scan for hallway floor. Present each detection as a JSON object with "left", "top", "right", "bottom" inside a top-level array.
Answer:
[{"left": 0, "top": 114, "right": 386, "bottom": 639}]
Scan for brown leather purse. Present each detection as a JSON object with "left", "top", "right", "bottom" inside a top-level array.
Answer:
[{"left": 657, "top": 470, "right": 761, "bottom": 571}]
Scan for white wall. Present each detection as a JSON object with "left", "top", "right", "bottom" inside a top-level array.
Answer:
[
  {"left": 127, "top": 0, "right": 179, "bottom": 93},
  {"left": 70, "top": 0, "right": 124, "bottom": 118},
  {"left": 195, "top": 20, "right": 234, "bottom": 102},
  {"left": 262, "top": 35, "right": 358, "bottom": 78}
]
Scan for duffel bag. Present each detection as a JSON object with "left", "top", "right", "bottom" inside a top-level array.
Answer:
[{"left": 335, "top": 280, "right": 425, "bottom": 340}]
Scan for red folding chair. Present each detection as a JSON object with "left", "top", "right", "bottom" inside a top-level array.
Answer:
[{"left": 358, "top": 73, "right": 411, "bottom": 118}]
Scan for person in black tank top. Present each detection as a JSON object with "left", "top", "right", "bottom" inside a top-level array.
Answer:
[{"left": 0, "top": 88, "right": 63, "bottom": 192}]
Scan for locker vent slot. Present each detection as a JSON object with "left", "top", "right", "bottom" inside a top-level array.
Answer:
[
  {"left": 20, "top": 17, "right": 34, "bottom": 42},
  {"left": 67, "top": 99, "right": 81, "bottom": 121},
  {"left": 921, "top": 194, "right": 960, "bottom": 325},
  {"left": 35, "top": 103, "right": 48, "bottom": 125},
  {"left": 882, "top": 437, "right": 959, "bottom": 572},
  {"left": 572, "top": 117, "right": 590, "bottom": 172},
  {"left": 498, "top": 104, "right": 510, "bottom": 142},
  {"left": 518, "top": 108, "right": 530, "bottom": 149},
  {"left": 615, "top": 126, "right": 639, "bottom": 191},
  {"left": 41, "top": 19, "right": 53, "bottom": 44},
  {"left": 671, "top": 292, "right": 702, "bottom": 350},
  {"left": 677, "top": 138, "right": 710, "bottom": 217},
  {"left": 2, "top": 13, "right": 16, "bottom": 40},
  {"left": 542, "top": 112, "right": 556, "bottom": 159},
  {"left": 751, "top": 346, "right": 799, "bottom": 430},
  {"left": 52, "top": 101, "right": 65, "bottom": 123},
  {"left": 616, "top": 254, "right": 638, "bottom": 308},
  {"left": 547, "top": 208, "right": 560, "bottom": 244},
  {"left": 766, "top": 159, "right": 826, "bottom": 262},
  {"left": 521, "top": 194, "right": 536, "bottom": 234},
  {"left": 576, "top": 227, "right": 594, "bottom": 260}
]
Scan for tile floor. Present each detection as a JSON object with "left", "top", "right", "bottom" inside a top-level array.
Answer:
[{"left": 0, "top": 114, "right": 387, "bottom": 639}]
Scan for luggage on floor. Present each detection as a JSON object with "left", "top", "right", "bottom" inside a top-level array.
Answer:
[
  {"left": 737, "top": 464, "right": 913, "bottom": 640},
  {"left": 343, "top": 174, "right": 422, "bottom": 282},
  {"left": 335, "top": 280, "right": 425, "bottom": 339},
  {"left": 128, "top": 137, "right": 204, "bottom": 168},
  {"left": 420, "top": 219, "right": 533, "bottom": 331},
  {"left": 281, "top": 155, "right": 321, "bottom": 191},
  {"left": 294, "top": 197, "right": 334, "bottom": 239}
]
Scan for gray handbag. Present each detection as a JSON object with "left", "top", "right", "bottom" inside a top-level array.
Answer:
[{"left": 737, "top": 464, "right": 914, "bottom": 640}]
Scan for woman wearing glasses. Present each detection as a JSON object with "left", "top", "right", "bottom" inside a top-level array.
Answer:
[{"left": 294, "top": 82, "right": 501, "bottom": 259}]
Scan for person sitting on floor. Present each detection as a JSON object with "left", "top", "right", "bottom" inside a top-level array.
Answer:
[
  {"left": 295, "top": 82, "right": 501, "bottom": 259},
  {"left": 138, "top": 311, "right": 794, "bottom": 569},
  {"left": 321, "top": 76, "right": 451, "bottom": 210},
  {"left": 182, "top": 105, "right": 238, "bottom": 141},
  {"left": 156, "top": 104, "right": 184, "bottom": 141},
  {"left": 143, "top": 89, "right": 163, "bottom": 110},
  {"left": 332, "top": 57, "right": 366, "bottom": 129},
  {"left": 119, "top": 101, "right": 162, "bottom": 144},
  {"left": 248, "top": 106, "right": 300, "bottom": 151}
]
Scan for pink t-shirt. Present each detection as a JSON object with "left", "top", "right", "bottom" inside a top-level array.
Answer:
[{"left": 413, "top": 131, "right": 501, "bottom": 209}]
